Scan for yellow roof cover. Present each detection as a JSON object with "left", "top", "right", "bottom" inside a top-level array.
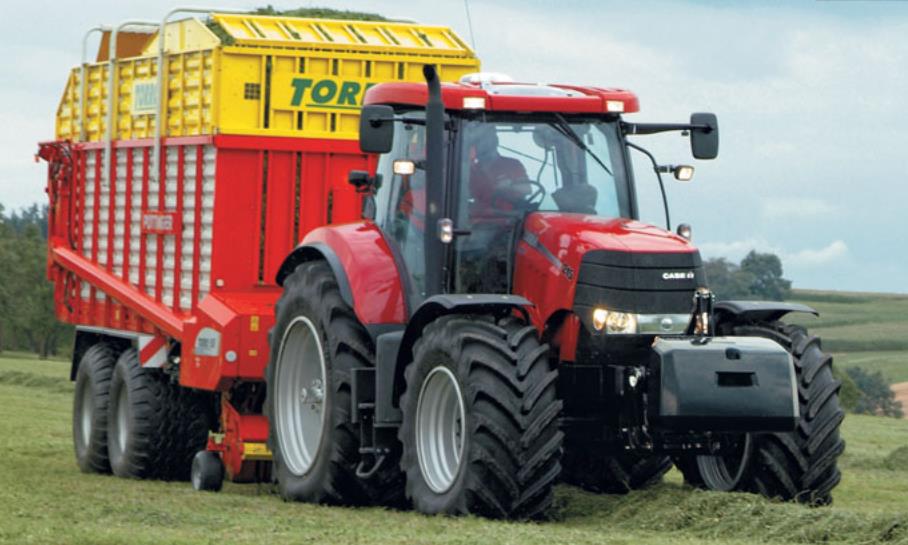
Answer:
[{"left": 210, "top": 13, "right": 476, "bottom": 58}]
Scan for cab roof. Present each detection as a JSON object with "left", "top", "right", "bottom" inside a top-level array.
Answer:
[{"left": 363, "top": 80, "right": 639, "bottom": 115}]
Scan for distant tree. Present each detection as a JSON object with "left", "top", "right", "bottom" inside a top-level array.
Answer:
[
  {"left": 846, "top": 367, "right": 904, "bottom": 418},
  {"left": 0, "top": 205, "right": 71, "bottom": 358},
  {"left": 740, "top": 250, "right": 792, "bottom": 301},
  {"left": 0, "top": 204, "right": 11, "bottom": 352},
  {"left": 705, "top": 250, "right": 792, "bottom": 301},
  {"left": 703, "top": 257, "right": 754, "bottom": 300}
]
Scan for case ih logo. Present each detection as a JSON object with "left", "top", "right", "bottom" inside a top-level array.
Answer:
[
  {"left": 141, "top": 211, "right": 180, "bottom": 235},
  {"left": 289, "top": 77, "right": 377, "bottom": 109},
  {"left": 662, "top": 271, "right": 695, "bottom": 280}
]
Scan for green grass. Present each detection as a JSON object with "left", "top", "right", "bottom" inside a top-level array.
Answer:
[
  {"left": 2, "top": 354, "right": 908, "bottom": 545},
  {"left": 788, "top": 289, "right": 908, "bottom": 383}
]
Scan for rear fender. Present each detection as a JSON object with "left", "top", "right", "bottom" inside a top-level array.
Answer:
[{"left": 275, "top": 223, "right": 407, "bottom": 327}]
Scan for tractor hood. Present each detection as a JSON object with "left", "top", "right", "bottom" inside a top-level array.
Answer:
[
  {"left": 514, "top": 213, "right": 706, "bottom": 324},
  {"left": 522, "top": 212, "right": 698, "bottom": 259}
]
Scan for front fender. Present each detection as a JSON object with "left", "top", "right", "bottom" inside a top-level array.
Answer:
[
  {"left": 275, "top": 222, "right": 407, "bottom": 326},
  {"left": 714, "top": 300, "right": 818, "bottom": 325}
]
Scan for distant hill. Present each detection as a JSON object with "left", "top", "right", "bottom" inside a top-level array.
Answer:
[{"left": 788, "top": 288, "right": 908, "bottom": 383}]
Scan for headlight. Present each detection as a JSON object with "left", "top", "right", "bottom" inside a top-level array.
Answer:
[{"left": 591, "top": 308, "right": 638, "bottom": 334}]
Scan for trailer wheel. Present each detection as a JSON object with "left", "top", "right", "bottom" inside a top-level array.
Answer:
[
  {"left": 191, "top": 451, "right": 225, "bottom": 492},
  {"left": 107, "top": 348, "right": 213, "bottom": 480},
  {"left": 72, "top": 343, "right": 118, "bottom": 473},
  {"left": 265, "top": 261, "right": 402, "bottom": 505},
  {"left": 399, "top": 315, "right": 563, "bottom": 519},
  {"left": 561, "top": 449, "right": 672, "bottom": 494},
  {"left": 677, "top": 322, "right": 845, "bottom": 505}
]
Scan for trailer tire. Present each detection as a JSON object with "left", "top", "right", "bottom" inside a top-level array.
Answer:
[
  {"left": 399, "top": 315, "right": 563, "bottom": 519},
  {"left": 72, "top": 343, "right": 118, "bottom": 473},
  {"left": 265, "top": 261, "right": 403, "bottom": 505},
  {"left": 107, "top": 348, "right": 213, "bottom": 480},
  {"left": 561, "top": 449, "right": 672, "bottom": 494},
  {"left": 676, "top": 322, "right": 845, "bottom": 505},
  {"left": 191, "top": 451, "right": 225, "bottom": 492}
]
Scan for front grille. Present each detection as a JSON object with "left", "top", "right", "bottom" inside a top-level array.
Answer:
[{"left": 573, "top": 249, "right": 705, "bottom": 316}]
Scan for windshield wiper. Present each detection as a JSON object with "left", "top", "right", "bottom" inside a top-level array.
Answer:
[{"left": 550, "top": 114, "right": 613, "bottom": 176}]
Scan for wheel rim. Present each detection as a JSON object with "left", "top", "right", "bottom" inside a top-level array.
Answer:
[
  {"left": 77, "top": 379, "right": 93, "bottom": 449},
  {"left": 274, "top": 316, "right": 328, "bottom": 477},
  {"left": 114, "top": 386, "right": 129, "bottom": 454},
  {"left": 697, "top": 434, "right": 752, "bottom": 491},
  {"left": 416, "top": 366, "right": 466, "bottom": 494},
  {"left": 191, "top": 457, "right": 202, "bottom": 490}
]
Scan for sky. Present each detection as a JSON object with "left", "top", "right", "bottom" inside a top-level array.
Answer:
[{"left": 1, "top": 0, "right": 906, "bottom": 292}]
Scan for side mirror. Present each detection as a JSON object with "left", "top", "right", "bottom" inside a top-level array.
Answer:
[
  {"left": 359, "top": 105, "right": 395, "bottom": 153},
  {"left": 690, "top": 112, "right": 719, "bottom": 160},
  {"left": 348, "top": 170, "right": 381, "bottom": 193}
]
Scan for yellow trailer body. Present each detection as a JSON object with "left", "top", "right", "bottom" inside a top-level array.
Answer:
[{"left": 55, "top": 13, "right": 480, "bottom": 142}]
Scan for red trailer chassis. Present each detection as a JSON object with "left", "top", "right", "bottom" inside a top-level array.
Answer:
[{"left": 39, "top": 133, "right": 372, "bottom": 478}]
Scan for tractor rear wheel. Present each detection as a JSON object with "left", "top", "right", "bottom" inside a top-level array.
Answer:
[
  {"left": 265, "top": 260, "right": 402, "bottom": 505},
  {"left": 72, "top": 343, "right": 118, "bottom": 473},
  {"left": 561, "top": 449, "right": 672, "bottom": 494},
  {"left": 676, "top": 322, "right": 845, "bottom": 505},
  {"left": 107, "top": 349, "right": 213, "bottom": 480},
  {"left": 399, "top": 315, "right": 563, "bottom": 519}
]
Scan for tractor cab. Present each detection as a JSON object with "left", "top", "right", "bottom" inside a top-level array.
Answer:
[{"left": 355, "top": 68, "right": 713, "bottom": 312}]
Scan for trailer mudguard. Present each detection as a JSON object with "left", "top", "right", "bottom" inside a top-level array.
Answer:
[
  {"left": 275, "top": 222, "right": 407, "bottom": 327},
  {"left": 714, "top": 300, "right": 818, "bottom": 324}
]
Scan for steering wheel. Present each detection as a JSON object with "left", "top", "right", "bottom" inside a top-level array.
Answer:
[{"left": 489, "top": 178, "right": 546, "bottom": 212}]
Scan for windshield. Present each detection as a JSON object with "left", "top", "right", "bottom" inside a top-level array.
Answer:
[{"left": 456, "top": 116, "right": 631, "bottom": 222}]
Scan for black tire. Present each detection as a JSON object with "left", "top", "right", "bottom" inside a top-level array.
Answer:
[
  {"left": 264, "top": 261, "right": 402, "bottom": 505},
  {"left": 191, "top": 451, "right": 225, "bottom": 492},
  {"left": 107, "top": 348, "right": 213, "bottom": 480},
  {"left": 674, "top": 433, "right": 753, "bottom": 492},
  {"left": 72, "top": 343, "right": 118, "bottom": 473},
  {"left": 398, "top": 315, "right": 563, "bottom": 519},
  {"left": 738, "top": 322, "right": 845, "bottom": 505},
  {"left": 561, "top": 449, "right": 672, "bottom": 494},
  {"left": 677, "top": 322, "right": 845, "bottom": 505}
]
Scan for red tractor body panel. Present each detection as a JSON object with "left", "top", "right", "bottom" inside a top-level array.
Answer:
[
  {"left": 300, "top": 222, "right": 407, "bottom": 325},
  {"left": 513, "top": 212, "right": 699, "bottom": 352}
]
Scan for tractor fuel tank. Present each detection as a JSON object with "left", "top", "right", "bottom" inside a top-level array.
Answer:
[{"left": 649, "top": 336, "right": 799, "bottom": 432}]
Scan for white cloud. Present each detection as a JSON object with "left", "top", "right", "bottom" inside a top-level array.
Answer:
[
  {"left": 698, "top": 238, "right": 849, "bottom": 269},
  {"left": 761, "top": 198, "right": 838, "bottom": 219},
  {"left": 785, "top": 240, "right": 849, "bottom": 268}
]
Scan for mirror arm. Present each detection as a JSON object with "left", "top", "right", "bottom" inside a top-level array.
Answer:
[
  {"left": 622, "top": 121, "right": 713, "bottom": 136},
  {"left": 366, "top": 115, "right": 428, "bottom": 127},
  {"left": 626, "top": 141, "right": 671, "bottom": 231}
]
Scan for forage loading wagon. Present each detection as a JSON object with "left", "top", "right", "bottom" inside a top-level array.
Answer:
[
  {"left": 40, "top": 7, "right": 844, "bottom": 518},
  {"left": 39, "top": 9, "right": 480, "bottom": 482}
]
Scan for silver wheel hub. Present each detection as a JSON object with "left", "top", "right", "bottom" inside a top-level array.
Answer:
[
  {"left": 275, "top": 316, "right": 328, "bottom": 477},
  {"left": 115, "top": 386, "right": 129, "bottom": 453},
  {"left": 415, "top": 366, "right": 466, "bottom": 494},
  {"left": 78, "top": 381, "right": 93, "bottom": 448}
]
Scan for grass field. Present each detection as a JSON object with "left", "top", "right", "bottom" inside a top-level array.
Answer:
[
  {"left": 2, "top": 352, "right": 908, "bottom": 545},
  {"left": 789, "top": 289, "right": 908, "bottom": 383}
]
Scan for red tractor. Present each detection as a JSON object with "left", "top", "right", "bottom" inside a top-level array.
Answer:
[{"left": 262, "top": 66, "right": 844, "bottom": 517}]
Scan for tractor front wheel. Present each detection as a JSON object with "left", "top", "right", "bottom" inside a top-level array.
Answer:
[
  {"left": 399, "top": 315, "right": 563, "bottom": 519},
  {"left": 676, "top": 322, "right": 845, "bottom": 505}
]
